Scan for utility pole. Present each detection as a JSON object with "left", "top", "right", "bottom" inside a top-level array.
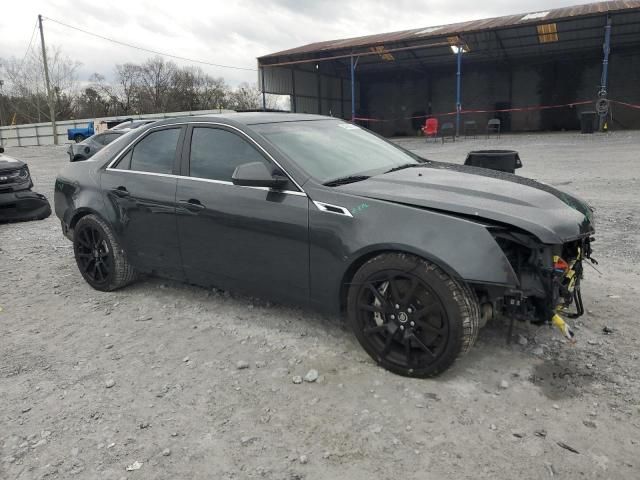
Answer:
[
  {"left": 38, "top": 14, "right": 58, "bottom": 145},
  {"left": 0, "top": 79, "right": 4, "bottom": 127}
]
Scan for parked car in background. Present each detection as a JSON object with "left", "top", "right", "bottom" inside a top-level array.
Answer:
[
  {"left": 54, "top": 113, "right": 596, "bottom": 378},
  {"left": 67, "top": 130, "right": 126, "bottom": 162},
  {"left": 67, "top": 122, "right": 95, "bottom": 143},
  {"left": 0, "top": 146, "right": 51, "bottom": 222}
]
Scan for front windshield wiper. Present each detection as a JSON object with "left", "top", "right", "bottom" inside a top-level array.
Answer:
[
  {"left": 384, "top": 162, "right": 427, "bottom": 174},
  {"left": 323, "top": 175, "right": 370, "bottom": 187}
]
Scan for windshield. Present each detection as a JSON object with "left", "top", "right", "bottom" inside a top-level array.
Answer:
[{"left": 253, "top": 120, "right": 422, "bottom": 183}]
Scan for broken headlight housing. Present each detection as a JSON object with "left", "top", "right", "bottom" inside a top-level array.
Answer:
[{"left": 17, "top": 166, "right": 31, "bottom": 183}]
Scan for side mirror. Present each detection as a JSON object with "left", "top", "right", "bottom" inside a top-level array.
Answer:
[{"left": 232, "top": 162, "right": 288, "bottom": 190}]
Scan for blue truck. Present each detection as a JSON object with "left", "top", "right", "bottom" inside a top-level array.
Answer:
[{"left": 67, "top": 122, "right": 95, "bottom": 143}]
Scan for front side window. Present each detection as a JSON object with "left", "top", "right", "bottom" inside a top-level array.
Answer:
[
  {"left": 129, "top": 128, "right": 180, "bottom": 174},
  {"left": 189, "top": 127, "right": 271, "bottom": 182}
]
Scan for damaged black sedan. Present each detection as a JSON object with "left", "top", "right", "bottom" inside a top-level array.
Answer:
[{"left": 54, "top": 114, "right": 596, "bottom": 377}]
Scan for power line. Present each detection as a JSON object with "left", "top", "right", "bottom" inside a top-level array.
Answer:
[
  {"left": 1, "top": 19, "right": 49, "bottom": 124},
  {"left": 42, "top": 15, "right": 257, "bottom": 72},
  {"left": 16, "top": 19, "right": 39, "bottom": 75}
]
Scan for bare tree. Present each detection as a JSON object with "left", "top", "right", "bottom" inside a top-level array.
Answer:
[
  {"left": 114, "top": 63, "right": 141, "bottom": 114},
  {"left": 0, "top": 51, "right": 280, "bottom": 125},
  {"left": 137, "top": 56, "right": 177, "bottom": 113},
  {"left": 169, "top": 66, "right": 231, "bottom": 111},
  {"left": 199, "top": 75, "right": 230, "bottom": 110},
  {"left": 227, "top": 82, "right": 280, "bottom": 111},
  {"left": 0, "top": 45, "right": 80, "bottom": 123},
  {"left": 228, "top": 82, "right": 261, "bottom": 110}
]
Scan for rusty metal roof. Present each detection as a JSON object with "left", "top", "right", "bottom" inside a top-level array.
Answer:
[{"left": 259, "top": 1, "right": 640, "bottom": 63}]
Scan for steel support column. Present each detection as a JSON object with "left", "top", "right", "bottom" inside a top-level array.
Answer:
[
  {"left": 317, "top": 69, "right": 321, "bottom": 115},
  {"left": 291, "top": 68, "right": 296, "bottom": 112},
  {"left": 260, "top": 67, "right": 266, "bottom": 110},
  {"left": 350, "top": 55, "right": 356, "bottom": 121},
  {"left": 599, "top": 16, "right": 612, "bottom": 131},
  {"left": 455, "top": 46, "right": 463, "bottom": 137}
]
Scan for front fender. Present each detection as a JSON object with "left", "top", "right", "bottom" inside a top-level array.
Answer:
[{"left": 307, "top": 188, "right": 518, "bottom": 313}]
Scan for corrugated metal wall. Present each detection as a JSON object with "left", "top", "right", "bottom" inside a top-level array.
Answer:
[{"left": 261, "top": 66, "right": 358, "bottom": 118}]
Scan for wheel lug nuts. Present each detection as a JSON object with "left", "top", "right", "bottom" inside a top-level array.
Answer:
[
  {"left": 400, "top": 325, "right": 404, "bottom": 331},
  {"left": 407, "top": 308, "right": 413, "bottom": 313},
  {"left": 410, "top": 321, "right": 415, "bottom": 327},
  {"left": 395, "top": 304, "right": 400, "bottom": 309},
  {"left": 390, "top": 315, "right": 395, "bottom": 320}
]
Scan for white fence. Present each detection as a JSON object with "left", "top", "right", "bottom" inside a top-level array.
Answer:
[{"left": 0, "top": 109, "right": 234, "bottom": 147}]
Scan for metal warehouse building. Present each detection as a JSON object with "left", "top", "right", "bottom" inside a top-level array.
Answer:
[{"left": 257, "top": 1, "right": 640, "bottom": 136}]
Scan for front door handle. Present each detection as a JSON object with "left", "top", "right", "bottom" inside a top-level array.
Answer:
[
  {"left": 179, "top": 198, "right": 205, "bottom": 212},
  {"left": 112, "top": 186, "right": 130, "bottom": 197}
]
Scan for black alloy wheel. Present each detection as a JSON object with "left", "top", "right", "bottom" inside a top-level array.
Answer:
[
  {"left": 75, "top": 222, "right": 113, "bottom": 286},
  {"left": 73, "top": 214, "right": 137, "bottom": 291},
  {"left": 356, "top": 269, "right": 449, "bottom": 368},
  {"left": 348, "top": 253, "right": 479, "bottom": 377}
]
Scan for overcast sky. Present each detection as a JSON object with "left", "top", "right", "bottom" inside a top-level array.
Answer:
[{"left": 0, "top": 0, "right": 595, "bottom": 86}]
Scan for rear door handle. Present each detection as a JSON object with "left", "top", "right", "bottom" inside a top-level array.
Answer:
[
  {"left": 112, "top": 186, "right": 130, "bottom": 197},
  {"left": 179, "top": 198, "right": 205, "bottom": 212}
]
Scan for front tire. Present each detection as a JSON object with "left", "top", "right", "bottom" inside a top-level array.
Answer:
[
  {"left": 347, "top": 253, "right": 479, "bottom": 377},
  {"left": 73, "top": 214, "right": 137, "bottom": 291}
]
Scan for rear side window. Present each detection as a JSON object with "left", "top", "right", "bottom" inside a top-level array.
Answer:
[
  {"left": 189, "top": 127, "right": 270, "bottom": 181},
  {"left": 129, "top": 128, "right": 180, "bottom": 174}
]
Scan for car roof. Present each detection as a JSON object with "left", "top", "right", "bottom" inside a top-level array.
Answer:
[
  {"left": 152, "top": 112, "right": 337, "bottom": 127},
  {"left": 98, "top": 130, "right": 125, "bottom": 135}
]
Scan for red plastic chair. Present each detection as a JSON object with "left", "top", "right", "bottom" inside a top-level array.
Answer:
[{"left": 422, "top": 118, "right": 438, "bottom": 142}]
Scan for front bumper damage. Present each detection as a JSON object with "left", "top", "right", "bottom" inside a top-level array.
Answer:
[
  {"left": 477, "top": 229, "right": 596, "bottom": 343},
  {"left": 0, "top": 190, "right": 52, "bottom": 222},
  {"left": 1, "top": 156, "right": 52, "bottom": 223}
]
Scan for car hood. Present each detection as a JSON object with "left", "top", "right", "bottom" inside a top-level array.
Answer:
[
  {"left": 0, "top": 154, "right": 26, "bottom": 171},
  {"left": 336, "top": 162, "right": 594, "bottom": 244}
]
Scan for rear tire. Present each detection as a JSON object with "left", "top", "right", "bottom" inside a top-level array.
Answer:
[
  {"left": 73, "top": 214, "right": 137, "bottom": 291},
  {"left": 347, "top": 253, "right": 479, "bottom": 377}
]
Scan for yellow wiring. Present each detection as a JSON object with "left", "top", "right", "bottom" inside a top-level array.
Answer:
[{"left": 552, "top": 313, "right": 576, "bottom": 343}]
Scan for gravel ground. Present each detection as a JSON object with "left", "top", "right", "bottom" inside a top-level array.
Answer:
[{"left": 1, "top": 131, "right": 639, "bottom": 480}]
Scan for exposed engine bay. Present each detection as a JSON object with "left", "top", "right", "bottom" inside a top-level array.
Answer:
[{"left": 475, "top": 229, "right": 596, "bottom": 342}]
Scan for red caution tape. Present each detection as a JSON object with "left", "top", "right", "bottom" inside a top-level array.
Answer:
[
  {"left": 610, "top": 99, "right": 640, "bottom": 110},
  {"left": 460, "top": 100, "right": 592, "bottom": 114},
  {"left": 353, "top": 100, "right": 596, "bottom": 123}
]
